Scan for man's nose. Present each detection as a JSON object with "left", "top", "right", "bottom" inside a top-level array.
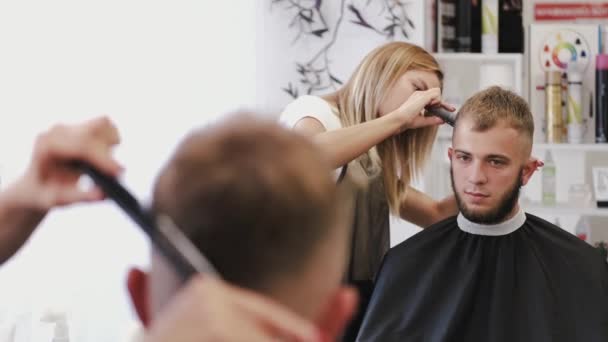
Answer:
[{"left": 467, "top": 161, "right": 488, "bottom": 185}]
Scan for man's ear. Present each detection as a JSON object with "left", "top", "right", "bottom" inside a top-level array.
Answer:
[
  {"left": 521, "top": 157, "right": 538, "bottom": 186},
  {"left": 316, "top": 286, "right": 358, "bottom": 341},
  {"left": 448, "top": 147, "right": 454, "bottom": 161},
  {"left": 127, "top": 268, "right": 151, "bottom": 327}
]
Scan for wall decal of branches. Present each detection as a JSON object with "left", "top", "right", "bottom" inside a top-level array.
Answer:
[{"left": 271, "top": 0, "right": 416, "bottom": 99}]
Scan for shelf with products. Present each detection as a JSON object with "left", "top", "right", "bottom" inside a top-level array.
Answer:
[
  {"left": 522, "top": 202, "right": 608, "bottom": 217},
  {"left": 433, "top": 53, "right": 523, "bottom": 102},
  {"left": 433, "top": 52, "right": 523, "bottom": 62},
  {"left": 533, "top": 143, "right": 608, "bottom": 152}
]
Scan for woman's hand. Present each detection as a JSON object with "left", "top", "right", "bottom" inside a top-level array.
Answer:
[{"left": 390, "top": 88, "right": 455, "bottom": 131}]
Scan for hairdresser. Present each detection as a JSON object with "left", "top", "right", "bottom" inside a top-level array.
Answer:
[
  {"left": 281, "top": 41, "right": 547, "bottom": 341},
  {"left": 0, "top": 116, "right": 324, "bottom": 342},
  {"left": 280, "top": 41, "right": 461, "bottom": 340}
]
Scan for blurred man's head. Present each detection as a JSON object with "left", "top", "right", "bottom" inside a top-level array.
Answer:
[
  {"left": 448, "top": 86, "right": 536, "bottom": 224},
  {"left": 126, "top": 113, "right": 355, "bottom": 335}
]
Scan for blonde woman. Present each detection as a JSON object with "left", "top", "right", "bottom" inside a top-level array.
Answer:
[{"left": 279, "top": 41, "right": 457, "bottom": 340}]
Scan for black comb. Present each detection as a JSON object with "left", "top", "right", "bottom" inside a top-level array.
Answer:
[{"left": 71, "top": 160, "right": 218, "bottom": 280}]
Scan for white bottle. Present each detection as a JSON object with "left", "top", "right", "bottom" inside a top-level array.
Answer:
[
  {"left": 567, "top": 71, "right": 585, "bottom": 143},
  {"left": 575, "top": 216, "right": 592, "bottom": 244},
  {"left": 40, "top": 310, "right": 69, "bottom": 342},
  {"left": 481, "top": 0, "right": 499, "bottom": 53},
  {"left": 542, "top": 150, "right": 557, "bottom": 206}
]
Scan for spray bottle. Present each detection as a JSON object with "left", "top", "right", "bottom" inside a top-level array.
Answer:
[
  {"left": 597, "top": 54, "right": 608, "bottom": 143},
  {"left": 546, "top": 71, "right": 564, "bottom": 143},
  {"left": 542, "top": 150, "right": 557, "bottom": 206},
  {"left": 567, "top": 70, "right": 585, "bottom": 143},
  {"left": 575, "top": 216, "right": 592, "bottom": 244},
  {"left": 481, "top": 0, "right": 498, "bottom": 53},
  {"left": 40, "top": 310, "right": 69, "bottom": 342}
]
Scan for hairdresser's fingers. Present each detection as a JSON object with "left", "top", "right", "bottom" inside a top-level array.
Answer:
[
  {"left": 45, "top": 137, "right": 122, "bottom": 177},
  {"left": 84, "top": 116, "right": 121, "bottom": 146},
  {"left": 70, "top": 117, "right": 122, "bottom": 175},
  {"left": 440, "top": 102, "right": 456, "bottom": 112},
  {"left": 423, "top": 90, "right": 446, "bottom": 111},
  {"left": 427, "top": 99, "right": 440, "bottom": 108},
  {"left": 33, "top": 124, "right": 123, "bottom": 177},
  {"left": 424, "top": 88, "right": 442, "bottom": 103},
  {"left": 39, "top": 186, "right": 105, "bottom": 208},
  {"left": 76, "top": 140, "right": 123, "bottom": 176},
  {"left": 410, "top": 115, "right": 445, "bottom": 129},
  {"left": 223, "top": 281, "right": 321, "bottom": 342}
]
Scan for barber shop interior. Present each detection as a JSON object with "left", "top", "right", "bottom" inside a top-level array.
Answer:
[{"left": 0, "top": 1, "right": 607, "bottom": 341}]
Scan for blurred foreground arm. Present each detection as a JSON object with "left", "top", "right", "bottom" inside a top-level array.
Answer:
[{"left": 0, "top": 116, "right": 122, "bottom": 264}]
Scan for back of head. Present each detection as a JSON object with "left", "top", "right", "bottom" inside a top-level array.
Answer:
[
  {"left": 336, "top": 41, "right": 443, "bottom": 212},
  {"left": 150, "top": 113, "right": 348, "bottom": 314},
  {"left": 455, "top": 86, "right": 534, "bottom": 154}
]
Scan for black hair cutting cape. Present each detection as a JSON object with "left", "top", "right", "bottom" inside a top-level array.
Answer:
[{"left": 357, "top": 211, "right": 608, "bottom": 342}]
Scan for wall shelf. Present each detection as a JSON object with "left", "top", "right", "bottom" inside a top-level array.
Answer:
[
  {"left": 433, "top": 52, "right": 524, "bottom": 61},
  {"left": 523, "top": 202, "right": 608, "bottom": 217},
  {"left": 433, "top": 53, "right": 523, "bottom": 97},
  {"left": 534, "top": 143, "right": 608, "bottom": 152}
]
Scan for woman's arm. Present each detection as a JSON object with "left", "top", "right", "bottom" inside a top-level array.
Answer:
[
  {"left": 399, "top": 187, "right": 457, "bottom": 228},
  {"left": 293, "top": 89, "right": 448, "bottom": 169},
  {"left": 294, "top": 114, "right": 404, "bottom": 169}
]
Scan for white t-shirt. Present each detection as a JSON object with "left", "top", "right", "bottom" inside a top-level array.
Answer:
[
  {"left": 279, "top": 95, "right": 343, "bottom": 132},
  {"left": 279, "top": 95, "right": 347, "bottom": 179}
]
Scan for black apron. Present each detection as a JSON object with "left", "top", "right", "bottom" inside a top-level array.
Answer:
[{"left": 357, "top": 214, "right": 608, "bottom": 342}]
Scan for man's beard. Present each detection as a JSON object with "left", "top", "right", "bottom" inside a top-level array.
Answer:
[{"left": 450, "top": 167, "right": 523, "bottom": 224}]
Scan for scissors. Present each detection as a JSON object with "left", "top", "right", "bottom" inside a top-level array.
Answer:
[{"left": 71, "top": 160, "right": 219, "bottom": 280}]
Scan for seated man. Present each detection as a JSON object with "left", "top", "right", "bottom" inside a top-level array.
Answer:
[
  {"left": 357, "top": 87, "right": 608, "bottom": 342},
  {"left": 126, "top": 114, "right": 358, "bottom": 341}
]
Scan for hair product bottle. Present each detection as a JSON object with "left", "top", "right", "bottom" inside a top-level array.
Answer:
[
  {"left": 567, "top": 71, "right": 584, "bottom": 143},
  {"left": 596, "top": 54, "right": 608, "bottom": 143},
  {"left": 481, "top": 0, "right": 498, "bottom": 53},
  {"left": 546, "top": 71, "right": 564, "bottom": 143},
  {"left": 41, "top": 310, "right": 69, "bottom": 342},
  {"left": 542, "top": 150, "right": 557, "bottom": 206},
  {"left": 575, "top": 216, "right": 591, "bottom": 244}
]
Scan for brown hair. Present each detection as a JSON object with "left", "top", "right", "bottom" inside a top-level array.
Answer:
[
  {"left": 330, "top": 41, "right": 443, "bottom": 213},
  {"left": 456, "top": 86, "right": 534, "bottom": 142},
  {"left": 151, "top": 114, "right": 347, "bottom": 293}
]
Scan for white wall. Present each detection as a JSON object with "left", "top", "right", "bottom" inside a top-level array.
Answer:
[
  {"left": 255, "top": 0, "right": 425, "bottom": 115},
  {"left": 0, "top": 1, "right": 256, "bottom": 341}
]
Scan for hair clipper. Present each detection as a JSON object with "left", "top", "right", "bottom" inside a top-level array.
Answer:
[{"left": 425, "top": 106, "right": 456, "bottom": 127}]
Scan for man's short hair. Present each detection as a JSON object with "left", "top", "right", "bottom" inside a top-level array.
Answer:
[
  {"left": 456, "top": 86, "right": 534, "bottom": 141},
  {"left": 151, "top": 114, "right": 345, "bottom": 293}
]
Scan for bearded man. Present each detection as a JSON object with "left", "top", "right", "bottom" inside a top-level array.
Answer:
[{"left": 356, "top": 86, "right": 608, "bottom": 342}]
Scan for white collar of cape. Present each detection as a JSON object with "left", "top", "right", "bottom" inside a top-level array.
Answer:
[{"left": 457, "top": 206, "right": 526, "bottom": 236}]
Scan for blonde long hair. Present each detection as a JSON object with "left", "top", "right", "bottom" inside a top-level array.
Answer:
[{"left": 329, "top": 42, "right": 443, "bottom": 213}]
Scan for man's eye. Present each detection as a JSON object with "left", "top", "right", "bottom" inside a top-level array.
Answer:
[
  {"left": 457, "top": 155, "right": 470, "bottom": 162},
  {"left": 489, "top": 159, "right": 505, "bottom": 166}
]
